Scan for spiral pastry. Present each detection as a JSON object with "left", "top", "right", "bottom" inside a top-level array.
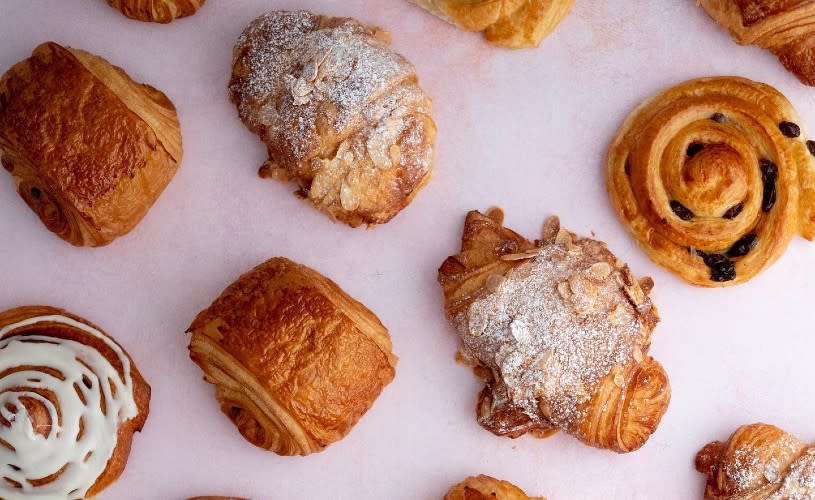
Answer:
[
  {"left": 438, "top": 208, "right": 670, "bottom": 453},
  {"left": 607, "top": 77, "right": 815, "bottom": 286},
  {"left": 0, "top": 42, "right": 183, "bottom": 247},
  {"left": 106, "top": 0, "right": 206, "bottom": 23},
  {"left": 445, "top": 475, "right": 545, "bottom": 500},
  {"left": 0, "top": 306, "right": 150, "bottom": 499},
  {"left": 187, "top": 257, "right": 397, "bottom": 456},
  {"left": 696, "top": 423, "right": 815, "bottom": 499}
]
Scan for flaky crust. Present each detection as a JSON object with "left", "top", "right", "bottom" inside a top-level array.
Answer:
[
  {"left": 607, "top": 76, "right": 815, "bottom": 286},
  {"left": 411, "top": 0, "right": 575, "bottom": 48},
  {"left": 445, "top": 475, "right": 545, "bottom": 500},
  {"left": 106, "top": 0, "right": 205, "bottom": 23},
  {"left": 437, "top": 208, "right": 670, "bottom": 453},
  {"left": 0, "top": 42, "right": 182, "bottom": 246},
  {"left": 0, "top": 305, "right": 150, "bottom": 498},
  {"left": 699, "top": 0, "right": 815, "bottom": 86},
  {"left": 696, "top": 423, "right": 815, "bottom": 499},
  {"left": 187, "top": 257, "right": 397, "bottom": 456},
  {"left": 229, "top": 11, "right": 435, "bottom": 227}
]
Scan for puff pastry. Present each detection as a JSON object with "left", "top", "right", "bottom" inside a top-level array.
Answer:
[
  {"left": 229, "top": 10, "right": 436, "bottom": 227},
  {"left": 696, "top": 423, "right": 815, "bottom": 499},
  {"left": 107, "top": 0, "right": 206, "bottom": 23},
  {"left": 187, "top": 257, "right": 397, "bottom": 456},
  {"left": 411, "top": 0, "right": 575, "bottom": 49},
  {"left": 445, "top": 475, "right": 545, "bottom": 500},
  {"left": 699, "top": 1, "right": 815, "bottom": 86},
  {"left": 0, "top": 306, "right": 151, "bottom": 499},
  {"left": 0, "top": 42, "right": 183, "bottom": 247},
  {"left": 607, "top": 76, "right": 815, "bottom": 286},
  {"left": 437, "top": 208, "right": 670, "bottom": 452}
]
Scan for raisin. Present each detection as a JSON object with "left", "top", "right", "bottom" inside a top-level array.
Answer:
[
  {"left": 760, "top": 159, "right": 778, "bottom": 183},
  {"left": 762, "top": 182, "right": 777, "bottom": 212},
  {"left": 624, "top": 157, "right": 631, "bottom": 176},
  {"left": 703, "top": 253, "right": 736, "bottom": 282},
  {"left": 727, "top": 234, "right": 758, "bottom": 257},
  {"left": 722, "top": 203, "right": 744, "bottom": 220},
  {"left": 779, "top": 121, "right": 801, "bottom": 138},
  {"left": 710, "top": 112, "right": 725, "bottom": 123},
  {"left": 30, "top": 187, "right": 41, "bottom": 200},
  {"left": 670, "top": 200, "right": 694, "bottom": 221},
  {"left": 808, "top": 140, "right": 815, "bottom": 157},
  {"left": 687, "top": 143, "right": 704, "bottom": 157}
]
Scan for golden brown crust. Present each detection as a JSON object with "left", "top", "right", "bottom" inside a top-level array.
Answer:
[
  {"left": 411, "top": 0, "right": 575, "bottom": 48},
  {"left": 699, "top": 0, "right": 815, "bottom": 85},
  {"left": 696, "top": 423, "right": 815, "bottom": 499},
  {"left": 607, "top": 76, "right": 815, "bottom": 286},
  {"left": 0, "top": 42, "right": 182, "bottom": 246},
  {"left": 0, "top": 305, "right": 150, "bottom": 498},
  {"left": 187, "top": 257, "right": 397, "bottom": 456},
  {"left": 229, "top": 11, "right": 435, "bottom": 228},
  {"left": 106, "top": 0, "right": 206, "bottom": 23},
  {"left": 445, "top": 475, "right": 545, "bottom": 500},
  {"left": 438, "top": 209, "right": 670, "bottom": 453}
]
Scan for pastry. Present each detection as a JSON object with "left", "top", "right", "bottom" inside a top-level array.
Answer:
[
  {"left": 696, "top": 423, "right": 815, "bottom": 499},
  {"left": 698, "top": 1, "right": 815, "bottom": 86},
  {"left": 188, "top": 497, "right": 250, "bottom": 500},
  {"left": 0, "top": 305, "right": 150, "bottom": 499},
  {"left": 411, "top": 0, "right": 575, "bottom": 49},
  {"left": 229, "top": 10, "right": 436, "bottom": 227},
  {"left": 187, "top": 257, "right": 397, "bottom": 456},
  {"left": 107, "top": 0, "right": 206, "bottom": 23},
  {"left": 607, "top": 76, "right": 815, "bottom": 286},
  {"left": 0, "top": 42, "right": 183, "bottom": 247},
  {"left": 445, "top": 475, "right": 545, "bottom": 500},
  {"left": 437, "top": 208, "right": 670, "bottom": 452}
]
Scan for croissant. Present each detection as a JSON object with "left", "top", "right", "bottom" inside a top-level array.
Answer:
[
  {"left": 0, "top": 42, "right": 183, "bottom": 247},
  {"left": 696, "top": 423, "right": 815, "bottom": 499},
  {"left": 187, "top": 257, "right": 397, "bottom": 456},
  {"left": 698, "top": 1, "right": 815, "bottom": 86},
  {"left": 0, "top": 305, "right": 151, "bottom": 499},
  {"left": 437, "top": 208, "right": 671, "bottom": 452},
  {"left": 106, "top": 0, "right": 206, "bottom": 23},
  {"left": 607, "top": 76, "right": 815, "bottom": 286},
  {"left": 229, "top": 10, "right": 436, "bottom": 227},
  {"left": 410, "top": 0, "right": 575, "bottom": 49},
  {"left": 445, "top": 475, "right": 545, "bottom": 500}
]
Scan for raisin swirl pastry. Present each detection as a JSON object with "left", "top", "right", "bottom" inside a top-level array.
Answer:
[
  {"left": 229, "top": 11, "right": 436, "bottom": 227},
  {"left": 696, "top": 423, "right": 815, "bottom": 499},
  {"left": 607, "top": 77, "right": 815, "bottom": 286},
  {"left": 106, "top": 0, "right": 205, "bottom": 23},
  {"left": 0, "top": 42, "right": 183, "bottom": 247},
  {"left": 410, "top": 0, "right": 575, "bottom": 49},
  {"left": 438, "top": 208, "right": 670, "bottom": 453},
  {"left": 445, "top": 475, "right": 545, "bottom": 500},
  {"left": 187, "top": 257, "right": 397, "bottom": 456},
  {"left": 0, "top": 306, "right": 150, "bottom": 499},
  {"left": 698, "top": 1, "right": 815, "bottom": 86}
]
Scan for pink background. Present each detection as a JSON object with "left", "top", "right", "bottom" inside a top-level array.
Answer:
[{"left": 1, "top": 1, "right": 815, "bottom": 498}]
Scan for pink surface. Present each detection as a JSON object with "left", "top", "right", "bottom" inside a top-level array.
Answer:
[{"left": 1, "top": 1, "right": 815, "bottom": 499}]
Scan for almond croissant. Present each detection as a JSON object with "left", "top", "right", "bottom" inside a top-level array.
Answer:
[
  {"left": 696, "top": 423, "right": 815, "bottom": 499},
  {"left": 437, "top": 208, "right": 671, "bottom": 452},
  {"left": 699, "top": 0, "right": 815, "bottom": 86},
  {"left": 229, "top": 10, "right": 436, "bottom": 227}
]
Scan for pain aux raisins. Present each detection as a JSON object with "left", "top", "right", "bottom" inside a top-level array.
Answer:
[
  {"left": 727, "top": 234, "right": 758, "bottom": 258},
  {"left": 670, "top": 200, "right": 694, "bottom": 221},
  {"left": 760, "top": 159, "right": 778, "bottom": 213},
  {"left": 779, "top": 121, "right": 801, "bottom": 138}
]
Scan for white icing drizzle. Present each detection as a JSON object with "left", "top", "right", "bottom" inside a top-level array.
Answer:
[{"left": 0, "top": 315, "right": 138, "bottom": 500}]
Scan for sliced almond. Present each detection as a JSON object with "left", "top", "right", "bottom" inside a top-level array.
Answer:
[
  {"left": 589, "top": 262, "right": 612, "bottom": 279},
  {"left": 557, "top": 281, "right": 572, "bottom": 299},
  {"left": 486, "top": 274, "right": 505, "bottom": 291},
  {"left": 555, "top": 227, "right": 572, "bottom": 247},
  {"left": 614, "top": 373, "right": 626, "bottom": 388},
  {"left": 542, "top": 216, "right": 561, "bottom": 241},
  {"left": 632, "top": 347, "right": 644, "bottom": 363},
  {"left": 501, "top": 251, "right": 538, "bottom": 262}
]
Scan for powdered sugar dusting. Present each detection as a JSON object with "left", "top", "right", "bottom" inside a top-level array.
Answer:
[{"left": 453, "top": 231, "right": 655, "bottom": 430}]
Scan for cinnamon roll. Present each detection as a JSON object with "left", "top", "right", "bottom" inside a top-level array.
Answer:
[{"left": 0, "top": 306, "right": 150, "bottom": 499}]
